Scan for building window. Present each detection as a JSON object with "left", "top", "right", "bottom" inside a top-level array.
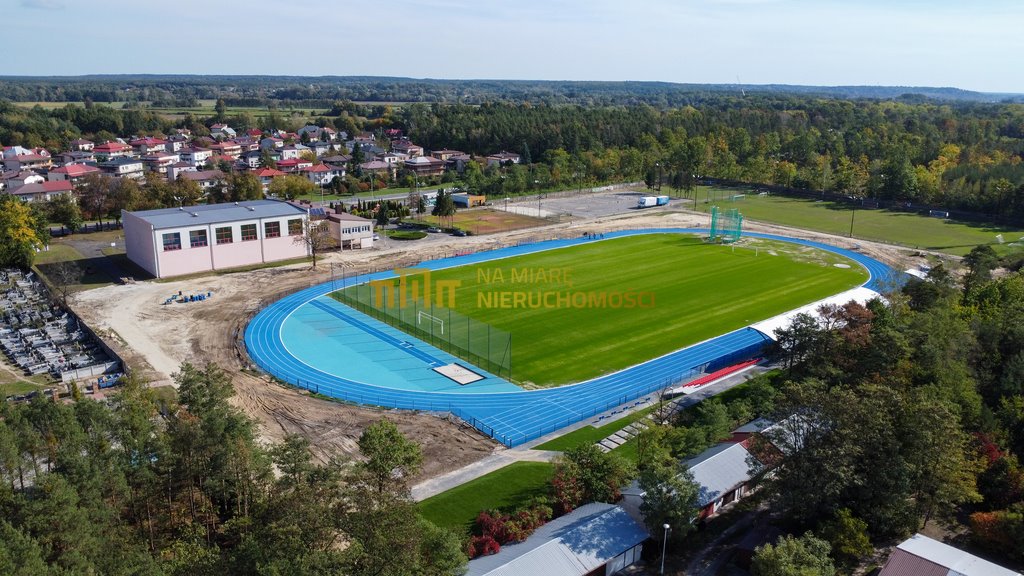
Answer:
[
  {"left": 288, "top": 218, "right": 303, "bottom": 236},
  {"left": 241, "top": 223, "right": 258, "bottom": 241},
  {"left": 264, "top": 221, "right": 281, "bottom": 238},
  {"left": 216, "top": 226, "right": 233, "bottom": 245},
  {"left": 162, "top": 232, "right": 181, "bottom": 251},
  {"left": 189, "top": 229, "right": 208, "bottom": 248}
]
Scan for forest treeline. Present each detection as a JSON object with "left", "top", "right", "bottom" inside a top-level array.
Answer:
[
  {"left": 0, "top": 363, "right": 467, "bottom": 575},
  {"left": 0, "top": 76, "right": 1018, "bottom": 106},
  {"left": 3, "top": 89, "right": 1024, "bottom": 217},
  {"left": 749, "top": 247, "right": 1024, "bottom": 568}
]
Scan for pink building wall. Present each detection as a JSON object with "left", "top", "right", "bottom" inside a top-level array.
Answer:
[
  {"left": 124, "top": 210, "right": 309, "bottom": 279},
  {"left": 262, "top": 233, "right": 306, "bottom": 261}
]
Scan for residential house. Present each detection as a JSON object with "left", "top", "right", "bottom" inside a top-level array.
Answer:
[
  {"left": 48, "top": 163, "right": 102, "bottom": 184},
  {"left": 141, "top": 151, "right": 180, "bottom": 175},
  {"left": 276, "top": 158, "right": 313, "bottom": 173},
  {"left": 464, "top": 503, "right": 649, "bottom": 576},
  {"left": 2, "top": 170, "right": 45, "bottom": 190},
  {"left": 391, "top": 139, "right": 423, "bottom": 157},
  {"left": 253, "top": 167, "right": 286, "bottom": 193},
  {"left": 352, "top": 132, "right": 376, "bottom": 147},
  {"left": 246, "top": 128, "right": 264, "bottom": 139},
  {"left": 232, "top": 136, "right": 261, "bottom": 152},
  {"left": 167, "top": 162, "right": 197, "bottom": 181},
  {"left": 207, "top": 141, "right": 242, "bottom": 159},
  {"left": 97, "top": 157, "right": 145, "bottom": 179},
  {"left": 4, "top": 181, "right": 73, "bottom": 203},
  {"left": 380, "top": 152, "right": 408, "bottom": 166},
  {"left": 54, "top": 150, "right": 95, "bottom": 165},
  {"left": 179, "top": 170, "right": 225, "bottom": 191},
  {"left": 300, "top": 164, "right": 342, "bottom": 186},
  {"left": 297, "top": 125, "right": 337, "bottom": 141},
  {"left": 359, "top": 160, "right": 392, "bottom": 178},
  {"left": 320, "top": 154, "right": 351, "bottom": 168},
  {"left": 448, "top": 153, "right": 474, "bottom": 173},
  {"left": 69, "top": 138, "right": 95, "bottom": 152},
  {"left": 326, "top": 211, "right": 374, "bottom": 249},
  {"left": 279, "top": 144, "right": 310, "bottom": 161},
  {"left": 129, "top": 137, "right": 168, "bottom": 156},
  {"left": 122, "top": 199, "right": 309, "bottom": 278},
  {"left": 210, "top": 123, "right": 236, "bottom": 139},
  {"left": 2, "top": 146, "right": 53, "bottom": 171},
  {"left": 486, "top": 151, "right": 522, "bottom": 167},
  {"left": 93, "top": 141, "right": 132, "bottom": 161},
  {"left": 167, "top": 134, "right": 189, "bottom": 151},
  {"left": 404, "top": 155, "right": 446, "bottom": 178},
  {"left": 431, "top": 149, "right": 464, "bottom": 162},
  {"left": 180, "top": 147, "right": 213, "bottom": 167},
  {"left": 621, "top": 418, "right": 792, "bottom": 524},
  {"left": 879, "top": 534, "right": 1020, "bottom": 576},
  {"left": 260, "top": 137, "right": 285, "bottom": 150},
  {"left": 240, "top": 150, "right": 264, "bottom": 169},
  {"left": 305, "top": 140, "right": 331, "bottom": 157}
]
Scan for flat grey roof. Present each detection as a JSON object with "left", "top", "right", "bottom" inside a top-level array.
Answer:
[
  {"left": 684, "top": 442, "right": 763, "bottom": 508},
  {"left": 465, "top": 503, "right": 649, "bottom": 576},
  {"left": 127, "top": 200, "right": 307, "bottom": 230}
]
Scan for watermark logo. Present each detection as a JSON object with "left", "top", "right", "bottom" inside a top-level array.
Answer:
[
  {"left": 475, "top": 266, "right": 655, "bottom": 310},
  {"left": 366, "top": 266, "right": 656, "bottom": 311},
  {"left": 367, "top": 268, "right": 460, "bottom": 308}
]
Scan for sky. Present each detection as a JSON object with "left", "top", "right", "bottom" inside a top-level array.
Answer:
[{"left": 5, "top": 0, "right": 1023, "bottom": 93}]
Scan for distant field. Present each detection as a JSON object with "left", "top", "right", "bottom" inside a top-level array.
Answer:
[
  {"left": 13, "top": 100, "right": 328, "bottom": 119},
  {"left": 693, "top": 187, "right": 1024, "bottom": 257},
  {"left": 417, "top": 208, "right": 550, "bottom": 234},
  {"left": 334, "top": 233, "right": 865, "bottom": 386}
]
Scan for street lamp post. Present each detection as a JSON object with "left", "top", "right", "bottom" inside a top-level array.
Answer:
[
  {"left": 849, "top": 202, "right": 857, "bottom": 238},
  {"left": 505, "top": 197, "right": 510, "bottom": 211},
  {"left": 660, "top": 523, "right": 671, "bottom": 575}
]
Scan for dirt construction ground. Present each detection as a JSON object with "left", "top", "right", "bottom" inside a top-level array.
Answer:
[{"left": 70, "top": 199, "right": 917, "bottom": 481}]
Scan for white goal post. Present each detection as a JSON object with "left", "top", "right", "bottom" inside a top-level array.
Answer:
[{"left": 417, "top": 311, "right": 445, "bottom": 335}]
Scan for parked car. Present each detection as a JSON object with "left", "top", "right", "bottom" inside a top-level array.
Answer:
[
  {"left": 452, "top": 229, "right": 467, "bottom": 237},
  {"left": 427, "top": 227, "right": 442, "bottom": 233}
]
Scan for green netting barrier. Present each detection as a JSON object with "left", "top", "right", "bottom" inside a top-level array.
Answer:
[{"left": 333, "top": 276, "right": 513, "bottom": 380}]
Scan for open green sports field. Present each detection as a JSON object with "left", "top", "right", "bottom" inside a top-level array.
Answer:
[
  {"left": 333, "top": 233, "right": 866, "bottom": 387},
  {"left": 693, "top": 187, "right": 1024, "bottom": 257}
]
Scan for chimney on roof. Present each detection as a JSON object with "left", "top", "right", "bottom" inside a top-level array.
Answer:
[
  {"left": 247, "top": 206, "right": 255, "bottom": 211},
  {"left": 190, "top": 212, "right": 199, "bottom": 217}
]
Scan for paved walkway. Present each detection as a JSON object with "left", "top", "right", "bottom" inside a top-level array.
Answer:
[
  {"left": 411, "top": 363, "right": 776, "bottom": 502},
  {"left": 412, "top": 447, "right": 561, "bottom": 501}
]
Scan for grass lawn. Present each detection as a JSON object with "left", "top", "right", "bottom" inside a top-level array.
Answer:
[
  {"left": 34, "top": 242, "right": 116, "bottom": 292},
  {"left": 0, "top": 369, "right": 55, "bottom": 398},
  {"left": 418, "top": 462, "right": 554, "bottom": 533},
  {"left": 385, "top": 230, "right": 427, "bottom": 240},
  {"left": 694, "top": 186, "right": 1024, "bottom": 257},
  {"left": 336, "top": 233, "right": 865, "bottom": 386},
  {"left": 533, "top": 407, "right": 654, "bottom": 451}
]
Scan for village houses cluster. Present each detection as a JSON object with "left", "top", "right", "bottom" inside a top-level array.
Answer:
[
  {"left": 1, "top": 122, "right": 522, "bottom": 278},
  {"left": 1, "top": 122, "right": 520, "bottom": 201}
]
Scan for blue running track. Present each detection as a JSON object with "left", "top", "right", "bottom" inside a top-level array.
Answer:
[{"left": 244, "top": 228, "right": 899, "bottom": 446}]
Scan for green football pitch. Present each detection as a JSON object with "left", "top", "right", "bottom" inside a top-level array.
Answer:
[{"left": 332, "top": 234, "right": 867, "bottom": 386}]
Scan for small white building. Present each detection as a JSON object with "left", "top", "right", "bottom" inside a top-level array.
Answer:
[
  {"left": 326, "top": 212, "right": 374, "bottom": 249},
  {"left": 122, "top": 200, "right": 310, "bottom": 278}
]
